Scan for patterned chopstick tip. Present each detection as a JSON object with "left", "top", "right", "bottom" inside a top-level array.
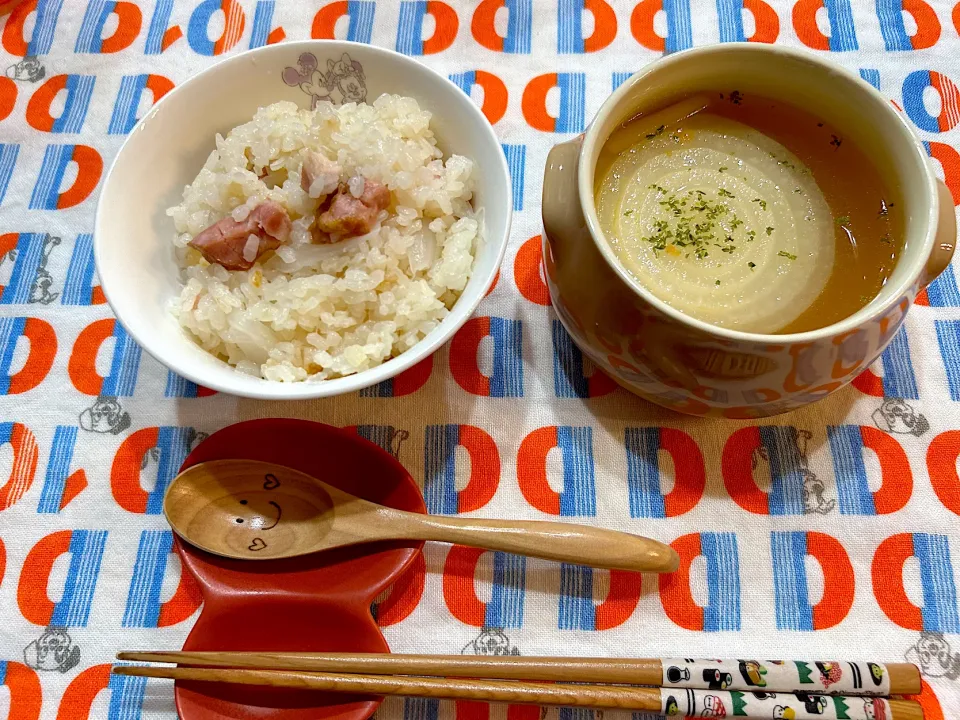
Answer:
[
  {"left": 661, "top": 659, "right": 891, "bottom": 695},
  {"left": 660, "top": 688, "right": 893, "bottom": 720}
]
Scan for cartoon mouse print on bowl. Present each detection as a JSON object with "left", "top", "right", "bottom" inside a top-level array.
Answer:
[{"left": 282, "top": 52, "right": 367, "bottom": 108}]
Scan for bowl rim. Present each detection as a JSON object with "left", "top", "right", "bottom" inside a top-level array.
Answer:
[{"left": 94, "top": 39, "right": 512, "bottom": 400}]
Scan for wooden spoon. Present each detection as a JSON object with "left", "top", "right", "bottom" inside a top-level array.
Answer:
[{"left": 164, "top": 460, "right": 679, "bottom": 573}]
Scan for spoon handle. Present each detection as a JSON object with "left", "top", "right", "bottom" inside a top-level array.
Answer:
[{"left": 378, "top": 510, "right": 679, "bottom": 573}]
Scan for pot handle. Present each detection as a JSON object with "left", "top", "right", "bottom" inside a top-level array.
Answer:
[
  {"left": 923, "top": 179, "right": 957, "bottom": 288},
  {"left": 542, "top": 136, "right": 585, "bottom": 256}
]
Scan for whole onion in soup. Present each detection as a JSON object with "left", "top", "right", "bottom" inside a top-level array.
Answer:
[{"left": 594, "top": 93, "right": 902, "bottom": 335}]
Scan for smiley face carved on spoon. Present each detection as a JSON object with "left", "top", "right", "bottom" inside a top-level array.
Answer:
[
  {"left": 235, "top": 476, "right": 284, "bottom": 528},
  {"left": 233, "top": 497, "right": 282, "bottom": 553},
  {"left": 163, "top": 460, "right": 680, "bottom": 573}
]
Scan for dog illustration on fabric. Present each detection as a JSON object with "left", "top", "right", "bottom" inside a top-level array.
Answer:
[
  {"left": 872, "top": 398, "right": 929, "bottom": 436},
  {"left": 23, "top": 627, "right": 80, "bottom": 672},
  {"left": 282, "top": 52, "right": 367, "bottom": 108},
  {"left": 5, "top": 55, "right": 45, "bottom": 82},
  {"left": 139, "top": 428, "right": 209, "bottom": 472},
  {"left": 385, "top": 427, "right": 409, "bottom": 461},
  {"left": 801, "top": 465, "right": 835, "bottom": 515},
  {"left": 79, "top": 396, "right": 131, "bottom": 435},
  {"left": 0, "top": 243, "right": 15, "bottom": 286},
  {"left": 31, "top": 234, "right": 60, "bottom": 304},
  {"left": 0, "top": 233, "right": 60, "bottom": 304},
  {"left": 905, "top": 631, "right": 960, "bottom": 679},
  {"left": 461, "top": 627, "right": 520, "bottom": 656},
  {"left": 751, "top": 428, "right": 835, "bottom": 515}
]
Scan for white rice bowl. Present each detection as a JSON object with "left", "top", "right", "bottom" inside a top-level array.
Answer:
[{"left": 168, "top": 95, "right": 479, "bottom": 382}]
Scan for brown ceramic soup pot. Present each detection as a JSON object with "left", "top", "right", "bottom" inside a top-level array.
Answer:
[{"left": 542, "top": 44, "right": 956, "bottom": 418}]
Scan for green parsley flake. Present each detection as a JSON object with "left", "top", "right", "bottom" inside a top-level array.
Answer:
[
  {"left": 623, "top": 210, "right": 633, "bottom": 216},
  {"left": 718, "top": 166, "right": 728, "bottom": 173},
  {"left": 748, "top": 261, "right": 756, "bottom": 270},
  {"left": 880, "top": 233, "right": 892, "bottom": 244},
  {"left": 715, "top": 280, "right": 721, "bottom": 286},
  {"left": 836, "top": 215, "right": 851, "bottom": 226},
  {"left": 778, "top": 250, "right": 797, "bottom": 260},
  {"left": 752, "top": 198, "right": 768, "bottom": 211},
  {"left": 765, "top": 226, "right": 774, "bottom": 236},
  {"left": 645, "top": 124, "right": 666, "bottom": 139},
  {"left": 637, "top": 189, "right": 751, "bottom": 262},
  {"left": 717, "top": 188, "right": 735, "bottom": 198}
]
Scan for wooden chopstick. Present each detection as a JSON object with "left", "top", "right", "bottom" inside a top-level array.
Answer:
[
  {"left": 116, "top": 651, "right": 922, "bottom": 696},
  {"left": 117, "top": 651, "right": 661, "bottom": 684},
  {"left": 111, "top": 665, "right": 924, "bottom": 720}
]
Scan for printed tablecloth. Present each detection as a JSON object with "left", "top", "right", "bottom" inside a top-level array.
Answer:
[{"left": 1, "top": 1, "right": 959, "bottom": 718}]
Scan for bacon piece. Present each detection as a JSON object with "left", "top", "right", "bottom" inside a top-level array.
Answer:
[
  {"left": 188, "top": 201, "right": 291, "bottom": 270},
  {"left": 314, "top": 179, "right": 390, "bottom": 240}
]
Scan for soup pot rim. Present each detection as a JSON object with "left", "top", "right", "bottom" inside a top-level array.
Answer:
[{"left": 577, "top": 42, "right": 940, "bottom": 345}]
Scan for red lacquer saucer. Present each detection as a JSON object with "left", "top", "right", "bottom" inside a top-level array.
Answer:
[{"left": 174, "top": 418, "right": 426, "bottom": 720}]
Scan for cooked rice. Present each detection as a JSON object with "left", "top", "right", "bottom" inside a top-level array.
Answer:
[{"left": 168, "top": 95, "right": 478, "bottom": 382}]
